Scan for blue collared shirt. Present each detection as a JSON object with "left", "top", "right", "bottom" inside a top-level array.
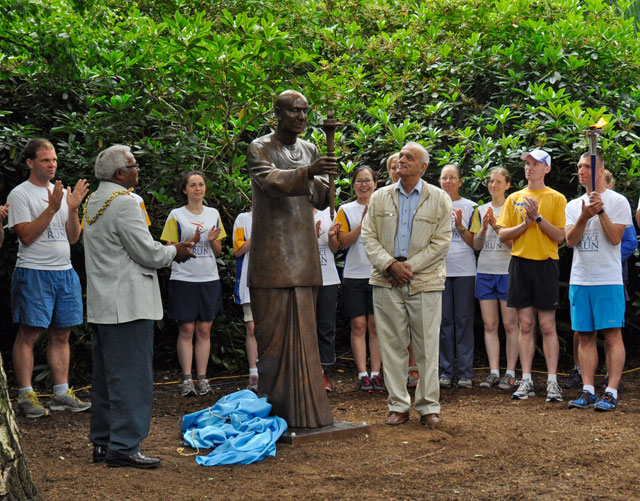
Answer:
[{"left": 393, "top": 180, "right": 423, "bottom": 258}]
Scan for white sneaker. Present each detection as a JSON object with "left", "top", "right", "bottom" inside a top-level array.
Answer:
[
  {"left": 546, "top": 380, "right": 563, "bottom": 402},
  {"left": 511, "top": 380, "right": 535, "bottom": 400}
]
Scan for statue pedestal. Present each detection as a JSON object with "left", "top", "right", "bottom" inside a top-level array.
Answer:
[{"left": 279, "top": 420, "right": 371, "bottom": 446}]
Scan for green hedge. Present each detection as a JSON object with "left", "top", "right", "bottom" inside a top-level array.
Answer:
[{"left": 2, "top": 0, "right": 640, "bottom": 373}]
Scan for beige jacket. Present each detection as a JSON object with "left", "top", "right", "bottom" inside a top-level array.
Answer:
[
  {"left": 362, "top": 180, "right": 452, "bottom": 294},
  {"left": 84, "top": 181, "right": 177, "bottom": 324}
]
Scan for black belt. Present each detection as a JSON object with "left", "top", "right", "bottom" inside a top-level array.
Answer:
[{"left": 394, "top": 256, "right": 407, "bottom": 262}]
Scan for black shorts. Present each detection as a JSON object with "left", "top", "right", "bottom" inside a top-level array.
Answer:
[
  {"left": 342, "top": 278, "right": 374, "bottom": 318},
  {"left": 507, "top": 256, "right": 560, "bottom": 310},
  {"left": 168, "top": 279, "right": 223, "bottom": 323}
]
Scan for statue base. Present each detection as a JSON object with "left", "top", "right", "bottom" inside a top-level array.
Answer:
[{"left": 279, "top": 420, "right": 371, "bottom": 446}]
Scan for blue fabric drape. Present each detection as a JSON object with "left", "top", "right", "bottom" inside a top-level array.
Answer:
[{"left": 181, "top": 389, "right": 288, "bottom": 466}]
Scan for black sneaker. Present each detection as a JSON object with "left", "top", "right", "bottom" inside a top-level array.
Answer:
[{"left": 562, "top": 368, "right": 582, "bottom": 389}]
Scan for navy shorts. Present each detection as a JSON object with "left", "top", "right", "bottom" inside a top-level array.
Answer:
[
  {"left": 11, "top": 268, "right": 83, "bottom": 328},
  {"left": 342, "top": 278, "right": 374, "bottom": 318},
  {"left": 475, "top": 273, "right": 509, "bottom": 300},
  {"left": 168, "top": 280, "right": 222, "bottom": 323}
]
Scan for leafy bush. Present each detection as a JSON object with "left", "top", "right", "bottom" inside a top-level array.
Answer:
[{"left": 2, "top": 0, "right": 640, "bottom": 374}]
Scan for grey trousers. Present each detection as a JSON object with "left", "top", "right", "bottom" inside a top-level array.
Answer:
[
  {"left": 439, "top": 276, "right": 475, "bottom": 379},
  {"left": 373, "top": 285, "right": 441, "bottom": 416},
  {"left": 89, "top": 320, "right": 154, "bottom": 458}
]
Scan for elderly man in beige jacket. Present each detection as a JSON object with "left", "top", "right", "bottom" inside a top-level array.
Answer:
[
  {"left": 362, "top": 142, "right": 451, "bottom": 428},
  {"left": 83, "top": 145, "right": 195, "bottom": 468}
]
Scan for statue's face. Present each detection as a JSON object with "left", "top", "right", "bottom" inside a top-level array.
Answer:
[{"left": 276, "top": 95, "right": 309, "bottom": 136}]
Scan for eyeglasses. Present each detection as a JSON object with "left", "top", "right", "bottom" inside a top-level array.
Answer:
[
  {"left": 355, "top": 178, "right": 374, "bottom": 184},
  {"left": 125, "top": 163, "right": 139, "bottom": 169}
]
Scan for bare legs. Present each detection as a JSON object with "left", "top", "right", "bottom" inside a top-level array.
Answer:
[
  {"left": 13, "top": 324, "right": 70, "bottom": 387},
  {"left": 176, "top": 321, "right": 213, "bottom": 376},
  {"left": 517, "top": 307, "right": 558, "bottom": 375},
  {"left": 479, "top": 299, "right": 519, "bottom": 372},
  {"left": 245, "top": 320, "right": 257, "bottom": 369},
  {"left": 351, "top": 313, "right": 380, "bottom": 374},
  {"left": 578, "top": 328, "right": 625, "bottom": 389}
]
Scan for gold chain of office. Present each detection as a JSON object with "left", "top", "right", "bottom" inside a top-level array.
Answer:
[{"left": 82, "top": 188, "right": 133, "bottom": 225}]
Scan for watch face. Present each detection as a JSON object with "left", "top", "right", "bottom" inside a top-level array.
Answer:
[{"left": 535, "top": 216, "right": 542, "bottom": 223}]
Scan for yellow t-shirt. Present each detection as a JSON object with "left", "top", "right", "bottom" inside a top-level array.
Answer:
[{"left": 497, "top": 186, "right": 566, "bottom": 260}]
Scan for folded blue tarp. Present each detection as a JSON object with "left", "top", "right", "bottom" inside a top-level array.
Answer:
[{"left": 181, "top": 389, "right": 288, "bottom": 466}]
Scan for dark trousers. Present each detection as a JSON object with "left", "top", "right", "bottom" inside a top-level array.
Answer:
[
  {"left": 89, "top": 320, "right": 154, "bottom": 458},
  {"left": 439, "top": 276, "right": 475, "bottom": 379},
  {"left": 316, "top": 284, "right": 338, "bottom": 367}
]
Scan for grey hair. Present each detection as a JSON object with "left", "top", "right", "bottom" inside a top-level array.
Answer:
[
  {"left": 95, "top": 145, "right": 132, "bottom": 180},
  {"left": 404, "top": 141, "right": 429, "bottom": 165}
]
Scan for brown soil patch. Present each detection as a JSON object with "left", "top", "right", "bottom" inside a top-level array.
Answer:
[{"left": 18, "top": 369, "right": 640, "bottom": 500}]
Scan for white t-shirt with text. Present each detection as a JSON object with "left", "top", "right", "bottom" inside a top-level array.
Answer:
[
  {"left": 314, "top": 208, "right": 340, "bottom": 286},
  {"left": 566, "top": 189, "right": 632, "bottom": 286},
  {"left": 7, "top": 180, "right": 72, "bottom": 270},
  {"left": 445, "top": 197, "right": 477, "bottom": 277}
]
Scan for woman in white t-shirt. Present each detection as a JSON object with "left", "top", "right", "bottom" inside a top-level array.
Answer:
[
  {"left": 160, "top": 171, "right": 226, "bottom": 397},
  {"left": 439, "top": 165, "right": 477, "bottom": 389},
  {"left": 314, "top": 207, "right": 341, "bottom": 391},
  {"left": 469, "top": 167, "right": 519, "bottom": 390},
  {"left": 330, "top": 166, "right": 384, "bottom": 393},
  {"left": 233, "top": 211, "right": 258, "bottom": 391}
]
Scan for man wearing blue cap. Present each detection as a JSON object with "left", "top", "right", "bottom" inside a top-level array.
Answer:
[{"left": 496, "top": 149, "right": 566, "bottom": 403}]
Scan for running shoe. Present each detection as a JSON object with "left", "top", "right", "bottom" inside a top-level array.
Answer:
[
  {"left": 371, "top": 374, "right": 386, "bottom": 393},
  {"left": 479, "top": 373, "right": 499, "bottom": 388},
  {"left": 546, "top": 380, "right": 563, "bottom": 402},
  {"left": 497, "top": 373, "right": 517, "bottom": 390},
  {"left": 359, "top": 375, "right": 373, "bottom": 393},
  {"left": 17, "top": 390, "right": 50, "bottom": 418},
  {"left": 563, "top": 368, "right": 582, "bottom": 390},
  {"left": 194, "top": 378, "right": 211, "bottom": 396},
  {"left": 49, "top": 388, "right": 91, "bottom": 412},
  {"left": 594, "top": 392, "right": 617, "bottom": 412},
  {"left": 457, "top": 377, "right": 473, "bottom": 389},
  {"left": 568, "top": 390, "right": 597, "bottom": 409},
  {"left": 407, "top": 368, "right": 420, "bottom": 388},
  {"left": 512, "top": 380, "right": 535, "bottom": 400},
  {"left": 247, "top": 375, "right": 259, "bottom": 391},
  {"left": 323, "top": 374, "right": 333, "bottom": 392},
  {"left": 439, "top": 376, "right": 453, "bottom": 389},
  {"left": 178, "top": 379, "right": 196, "bottom": 396}
]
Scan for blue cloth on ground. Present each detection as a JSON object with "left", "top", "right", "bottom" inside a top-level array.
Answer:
[{"left": 181, "top": 389, "right": 288, "bottom": 466}]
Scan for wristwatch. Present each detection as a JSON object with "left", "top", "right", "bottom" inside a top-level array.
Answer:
[
  {"left": 597, "top": 208, "right": 605, "bottom": 215},
  {"left": 534, "top": 215, "right": 542, "bottom": 223}
]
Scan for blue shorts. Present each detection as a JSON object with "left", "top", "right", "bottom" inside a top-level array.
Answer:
[
  {"left": 11, "top": 268, "right": 83, "bottom": 328},
  {"left": 475, "top": 273, "right": 509, "bottom": 300},
  {"left": 569, "top": 284, "right": 625, "bottom": 332}
]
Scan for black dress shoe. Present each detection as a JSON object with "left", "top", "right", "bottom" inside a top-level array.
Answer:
[
  {"left": 93, "top": 444, "right": 107, "bottom": 463},
  {"left": 106, "top": 451, "right": 161, "bottom": 469}
]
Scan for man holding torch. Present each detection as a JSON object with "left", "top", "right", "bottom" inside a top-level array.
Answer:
[{"left": 565, "top": 153, "right": 631, "bottom": 411}]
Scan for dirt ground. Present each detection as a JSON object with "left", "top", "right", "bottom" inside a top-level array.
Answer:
[{"left": 17, "top": 364, "right": 640, "bottom": 501}]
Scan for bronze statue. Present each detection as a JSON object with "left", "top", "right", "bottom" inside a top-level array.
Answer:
[{"left": 247, "top": 90, "right": 337, "bottom": 428}]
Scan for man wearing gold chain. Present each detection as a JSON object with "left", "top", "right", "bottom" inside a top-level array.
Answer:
[{"left": 83, "top": 144, "right": 195, "bottom": 468}]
